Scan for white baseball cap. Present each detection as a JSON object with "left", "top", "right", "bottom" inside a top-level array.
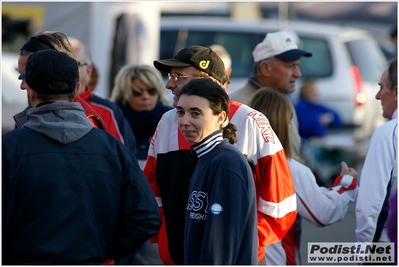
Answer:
[{"left": 252, "top": 31, "right": 312, "bottom": 63}]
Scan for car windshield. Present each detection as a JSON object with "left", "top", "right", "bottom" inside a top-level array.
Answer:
[
  {"left": 160, "top": 28, "right": 387, "bottom": 82},
  {"left": 299, "top": 37, "right": 333, "bottom": 79},
  {"left": 160, "top": 29, "right": 265, "bottom": 78},
  {"left": 160, "top": 30, "right": 335, "bottom": 79}
]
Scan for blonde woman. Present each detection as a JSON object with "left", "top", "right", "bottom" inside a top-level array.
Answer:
[
  {"left": 111, "top": 64, "right": 172, "bottom": 166},
  {"left": 250, "top": 88, "right": 358, "bottom": 265}
]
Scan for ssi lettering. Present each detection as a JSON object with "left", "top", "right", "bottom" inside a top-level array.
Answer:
[{"left": 187, "top": 191, "right": 208, "bottom": 213}]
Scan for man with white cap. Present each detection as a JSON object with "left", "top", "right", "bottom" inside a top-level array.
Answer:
[{"left": 230, "top": 30, "right": 312, "bottom": 160}]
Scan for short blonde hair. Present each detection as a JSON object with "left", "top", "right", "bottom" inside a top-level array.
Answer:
[{"left": 110, "top": 64, "right": 170, "bottom": 106}]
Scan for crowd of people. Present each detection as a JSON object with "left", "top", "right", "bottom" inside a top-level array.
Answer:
[{"left": 2, "top": 28, "right": 397, "bottom": 265}]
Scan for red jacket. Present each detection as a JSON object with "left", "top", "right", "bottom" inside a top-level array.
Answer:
[
  {"left": 73, "top": 94, "right": 104, "bottom": 129},
  {"left": 78, "top": 89, "right": 123, "bottom": 142},
  {"left": 78, "top": 87, "right": 138, "bottom": 154}
]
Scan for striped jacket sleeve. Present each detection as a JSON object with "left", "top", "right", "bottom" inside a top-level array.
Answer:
[
  {"left": 142, "top": 110, "right": 175, "bottom": 265},
  {"left": 229, "top": 101, "right": 297, "bottom": 261},
  {"left": 290, "top": 159, "right": 357, "bottom": 227}
]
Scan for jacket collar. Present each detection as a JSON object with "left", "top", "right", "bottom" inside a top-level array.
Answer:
[{"left": 191, "top": 130, "right": 223, "bottom": 158}]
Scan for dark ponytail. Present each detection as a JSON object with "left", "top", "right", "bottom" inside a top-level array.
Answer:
[{"left": 223, "top": 123, "right": 237, "bottom": 144}]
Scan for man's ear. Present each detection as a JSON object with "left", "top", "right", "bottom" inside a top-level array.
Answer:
[
  {"left": 260, "top": 61, "right": 271, "bottom": 77},
  {"left": 86, "top": 64, "right": 94, "bottom": 77},
  {"left": 75, "top": 81, "right": 83, "bottom": 94}
]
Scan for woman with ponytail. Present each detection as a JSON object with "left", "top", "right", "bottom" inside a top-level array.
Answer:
[{"left": 176, "top": 78, "right": 258, "bottom": 264}]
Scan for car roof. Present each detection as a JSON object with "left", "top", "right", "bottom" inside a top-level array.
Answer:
[{"left": 161, "top": 16, "right": 374, "bottom": 41}]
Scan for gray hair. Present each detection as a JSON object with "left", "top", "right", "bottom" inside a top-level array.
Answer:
[
  {"left": 388, "top": 57, "right": 397, "bottom": 92},
  {"left": 68, "top": 36, "right": 92, "bottom": 65},
  {"left": 252, "top": 57, "right": 274, "bottom": 77}
]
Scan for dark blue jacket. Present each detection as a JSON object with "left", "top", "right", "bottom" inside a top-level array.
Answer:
[
  {"left": 2, "top": 102, "right": 160, "bottom": 264},
  {"left": 184, "top": 131, "right": 258, "bottom": 264},
  {"left": 295, "top": 99, "right": 343, "bottom": 139},
  {"left": 116, "top": 101, "right": 173, "bottom": 160}
]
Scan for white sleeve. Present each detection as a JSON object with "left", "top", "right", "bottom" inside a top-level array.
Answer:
[
  {"left": 289, "top": 159, "right": 357, "bottom": 227},
  {"left": 355, "top": 122, "right": 397, "bottom": 243}
]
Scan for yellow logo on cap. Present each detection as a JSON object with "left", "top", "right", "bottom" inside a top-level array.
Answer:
[{"left": 199, "top": 60, "right": 210, "bottom": 70}]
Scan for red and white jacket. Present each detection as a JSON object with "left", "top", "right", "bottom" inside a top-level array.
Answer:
[
  {"left": 79, "top": 88, "right": 124, "bottom": 143},
  {"left": 266, "top": 158, "right": 358, "bottom": 265},
  {"left": 143, "top": 101, "right": 297, "bottom": 264}
]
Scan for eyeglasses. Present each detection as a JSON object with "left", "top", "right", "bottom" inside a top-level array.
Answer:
[
  {"left": 132, "top": 86, "right": 158, "bottom": 97},
  {"left": 77, "top": 61, "right": 89, "bottom": 67},
  {"left": 168, "top": 73, "right": 195, "bottom": 83}
]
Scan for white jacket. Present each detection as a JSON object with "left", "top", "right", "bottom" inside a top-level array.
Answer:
[
  {"left": 266, "top": 158, "right": 358, "bottom": 265},
  {"left": 356, "top": 109, "right": 398, "bottom": 243}
]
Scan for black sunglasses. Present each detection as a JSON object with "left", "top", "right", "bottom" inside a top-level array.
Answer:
[
  {"left": 132, "top": 86, "right": 158, "bottom": 97},
  {"left": 77, "top": 61, "right": 89, "bottom": 67}
]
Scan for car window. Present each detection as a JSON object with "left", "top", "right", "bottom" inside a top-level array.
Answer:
[
  {"left": 184, "top": 31, "right": 265, "bottom": 78},
  {"left": 160, "top": 29, "right": 265, "bottom": 78},
  {"left": 345, "top": 39, "right": 387, "bottom": 82},
  {"left": 160, "top": 30, "right": 178, "bottom": 62},
  {"left": 300, "top": 37, "right": 333, "bottom": 78},
  {"left": 160, "top": 29, "right": 336, "bottom": 80}
]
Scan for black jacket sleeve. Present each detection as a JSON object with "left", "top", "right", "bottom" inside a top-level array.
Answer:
[{"left": 111, "top": 154, "right": 161, "bottom": 259}]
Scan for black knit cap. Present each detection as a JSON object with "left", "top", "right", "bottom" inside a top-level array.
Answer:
[
  {"left": 20, "top": 36, "right": 55, "bottom": 53},
  {"left": 18, "top": 50, "right": 78, "bottom": 94},
  {"left": 153, "top": 45, "right": 226, "bottom": 84}
]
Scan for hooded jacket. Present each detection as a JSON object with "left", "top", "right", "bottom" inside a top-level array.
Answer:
[
  {"left": 2, "top": 101, "right": 161, "bottom": 264},
  {"left": 13, "top": 94, "right": 105, "bottom": 130}
]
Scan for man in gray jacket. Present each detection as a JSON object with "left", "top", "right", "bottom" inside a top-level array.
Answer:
[{"left": 2, "top": 50, "right": 161, "bottom": 264}]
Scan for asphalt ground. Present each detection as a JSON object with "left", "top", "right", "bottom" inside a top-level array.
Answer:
[
  {"left": 300, "top": 202, "right": 358, "bottom": 265},
  {"left": 299, "top": 129, "right": 368, "bottom": 265}
]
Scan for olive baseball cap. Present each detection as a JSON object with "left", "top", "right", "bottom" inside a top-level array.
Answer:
[
  {"left": 18, "top": 50, "right": 78, "bottom": 94},
  {"left": 153, "top": 45, "right": 226, "bottom": 83}
]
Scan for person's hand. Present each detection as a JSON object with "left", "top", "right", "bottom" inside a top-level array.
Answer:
[
  {"left": 340, "top": 161, "right": 357, "bottom": 179},
  {"left": 320, "top": 113, "right": 333, "bottom": 125}
]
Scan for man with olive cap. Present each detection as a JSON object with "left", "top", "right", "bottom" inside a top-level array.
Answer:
[
  {"left": 144, "top": 45, "right": 297, "bottom": 264},
  {"left": 230, "top": 30, "right": 312, "bottom": 161},
  {"left": 2, "top": 50, "right": 161, "bottom": 264}
]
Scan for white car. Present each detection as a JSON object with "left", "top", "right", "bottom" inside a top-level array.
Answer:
[
  {"left": 160, "top": 17, "right": 388, "bottom": 139},
  {"left": 2, "top": 52, "right": 27, "bottom": 133}
]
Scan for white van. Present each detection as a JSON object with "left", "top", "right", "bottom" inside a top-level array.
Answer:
[
  {"left": 2, "top": 52, "right": 27, "bottom": 134},
  {"left": 160, "top": 17, "right": 388, "bottom": 139}
]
